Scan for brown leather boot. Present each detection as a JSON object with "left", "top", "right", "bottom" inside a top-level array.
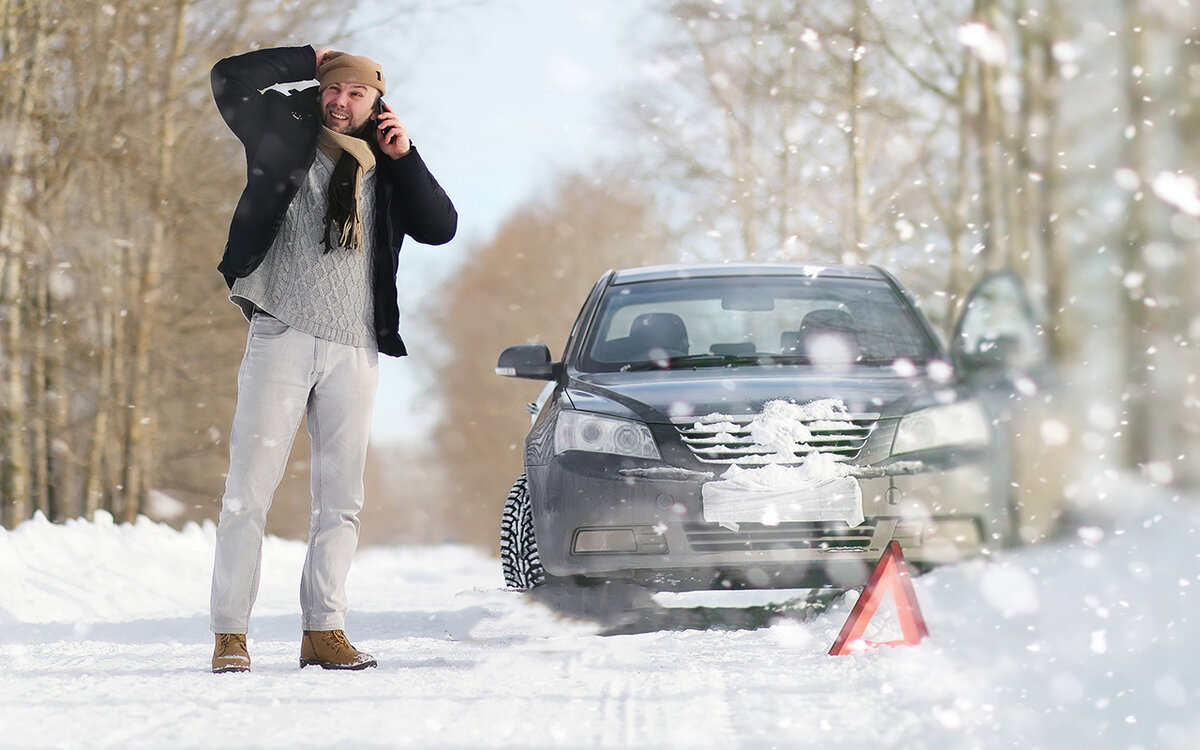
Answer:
[
  {"left": 300, "top": 630, "right": 377, "bottom": 670},
  {"left": 212, "top": 633, "right": 250, "bottom": 673}
]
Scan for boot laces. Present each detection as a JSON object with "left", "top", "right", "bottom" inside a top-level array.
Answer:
[{"left": 321, "top": 630, "right": 353, "bottom": 652}]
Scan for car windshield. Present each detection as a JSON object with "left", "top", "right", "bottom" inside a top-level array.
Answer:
[{"left": 577, "top": 275, "right": 940, "bottom": 373}]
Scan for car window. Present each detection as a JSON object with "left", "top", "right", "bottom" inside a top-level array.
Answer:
[
  {"left": 954, "top": 272, "right": 1048, "bottom": 374},
  {"left": 577, "top": 276, "right": 939, "bottom": 372}
]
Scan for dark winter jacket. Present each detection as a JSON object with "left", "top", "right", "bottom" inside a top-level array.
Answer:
[{"left": 211, "top": 45, "right": 457, "bottom": 357}]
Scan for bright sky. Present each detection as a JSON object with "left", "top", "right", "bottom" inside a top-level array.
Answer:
[{"left": 359, "top": 0, "right": 652, "bottom": 443}]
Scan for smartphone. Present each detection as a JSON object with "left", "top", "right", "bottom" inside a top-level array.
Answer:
[{"left": 376, "top": 97, "right": 392, "bottom": 137}]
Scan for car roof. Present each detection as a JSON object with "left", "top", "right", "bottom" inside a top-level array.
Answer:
[{"left": 608, "top": 262, "right": 891, "bottom": 285}]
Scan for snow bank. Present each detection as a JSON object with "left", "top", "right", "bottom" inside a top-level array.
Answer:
[{"left": 0, "top": 511, "right": 219, "bottom": 625}]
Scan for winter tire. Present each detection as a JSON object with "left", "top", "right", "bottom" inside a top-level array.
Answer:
[{"left": 500, "top": 474, "right": 546, "bottom": 590}]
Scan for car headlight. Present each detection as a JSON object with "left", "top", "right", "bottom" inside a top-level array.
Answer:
[
  {"left": 893, "top": 401, "right": 990, "bottom": 455},
  {"left": 554, "top": 411, "right": 661, "bottom": 459}
]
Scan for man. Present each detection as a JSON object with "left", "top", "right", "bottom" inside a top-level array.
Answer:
[{"left": 207, "top": 45, "right": 457, "bottom": 673}]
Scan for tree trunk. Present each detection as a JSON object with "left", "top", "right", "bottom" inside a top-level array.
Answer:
[
  {"left": 1120, "top": 0, "right": 1154, "bottom": 470},
  {"left": 122, "top": 0, "right": 191, "bottom": 523},
  {"left": 1038, "top": 1, "right": 1070, "bottom": 362},
  {"left": 948, "top": 52, "right": 974, "bottom": 332},
  {"left": 31, "top": 269, "right": 49, "bottom": 518},
  {"left": 85, "top": 305, "right": 115, "bottom": 519},
  {"left": 0, "top": 0, "right": 47, "bottom": 528},
  {"left": 974, "top": 0, "right": 1005, "bottom": 272},
  {"left": 846, "top": 0, "right": 868, "bottom": 264},
  {"left": 687, "top": 19, "right": 759, "bottom": 260},
  {"left": 48, "top": 311, "right": 72, "bottom": 522}
]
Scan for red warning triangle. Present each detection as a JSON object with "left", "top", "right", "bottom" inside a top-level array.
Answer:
[{"left": 829, "top": 540, "right": 929, "bottom": 655}]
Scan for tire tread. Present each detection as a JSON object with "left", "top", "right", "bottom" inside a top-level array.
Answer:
[{"left": 500, "top": 474, "right": 545, "bottom": 589}]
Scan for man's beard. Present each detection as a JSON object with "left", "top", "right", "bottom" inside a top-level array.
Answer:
[{"left": 323, "top": 109, "right": 372, "bottom": 137}]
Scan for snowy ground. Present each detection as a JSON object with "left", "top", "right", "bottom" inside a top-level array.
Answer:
[{"left": 2, "top": 481, "right": 1197, "bottom": 750}]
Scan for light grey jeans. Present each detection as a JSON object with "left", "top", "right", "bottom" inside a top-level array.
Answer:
[{"left": 210, "top": 313, "right": 379, "bottom": 634}]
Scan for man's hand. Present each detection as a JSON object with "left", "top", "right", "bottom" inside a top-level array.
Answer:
[
  {"left": 374, "top": 99, "right": 411, "bottom": 159},
  {"left": 314, "top": 46, "right": 343, "bottom": 70}
]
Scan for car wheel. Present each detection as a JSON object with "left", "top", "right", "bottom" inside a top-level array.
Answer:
[{"left": 500, "top": 474, "right": 546, "bottom": 590}]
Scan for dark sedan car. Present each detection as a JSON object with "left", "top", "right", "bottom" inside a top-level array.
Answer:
[{"left": 497, "top": 262, "right": 1053, "bottom": 592}]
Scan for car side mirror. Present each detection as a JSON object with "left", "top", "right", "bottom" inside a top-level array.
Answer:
[{"left": 496, "top": 343, "right": 559, "bottom": 381}]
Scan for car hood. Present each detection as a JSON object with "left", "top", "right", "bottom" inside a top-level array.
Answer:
[{"left": 565, "top": 366, "right": 954, "bottom": 424}]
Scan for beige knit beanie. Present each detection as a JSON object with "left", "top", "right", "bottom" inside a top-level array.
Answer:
[{"left": 317, "top": 53, "right": 386, "bottom": 95}]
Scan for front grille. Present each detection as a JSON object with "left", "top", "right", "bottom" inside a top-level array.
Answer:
[
  {"left": 684, "top": 521, "right": 875, "bottom": 553},
  {"left": 672, "top": 412, "right": 879, "bottom": 465}
]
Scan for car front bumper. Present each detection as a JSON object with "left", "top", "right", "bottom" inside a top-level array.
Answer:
[{"left": 529, "top": 451, "right": 1001, "bottom": 589}]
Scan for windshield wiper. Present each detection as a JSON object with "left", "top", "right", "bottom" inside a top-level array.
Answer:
[
  {"left": 622, "top": 353, "right": 794, "bottom": 371},
  {"left": 617, "top": 354, "right": 925, "bottom": 372}
]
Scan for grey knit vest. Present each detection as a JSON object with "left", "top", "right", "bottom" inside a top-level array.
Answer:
[{"left": 231, "top": 150, "right": 377, "bottom": 349}]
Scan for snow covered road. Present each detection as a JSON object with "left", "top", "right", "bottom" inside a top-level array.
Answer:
[{"left": 2, "top": 486, "right": 1197, "bottom": 749}]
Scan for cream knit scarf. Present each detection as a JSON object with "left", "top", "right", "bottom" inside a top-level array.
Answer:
[{"left": 318, "top": 126, "right": 376, "bottom": 252}]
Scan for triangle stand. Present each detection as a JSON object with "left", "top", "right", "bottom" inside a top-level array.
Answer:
[{"left": 829, "top": 540, "right": 929, "bottom": 655}]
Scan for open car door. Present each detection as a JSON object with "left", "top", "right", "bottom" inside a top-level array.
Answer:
[
  {"left": 952, "top": 270, "right": 1066, "bottom": 544},
  {"left": 951, "top": 270, "right": 1051, "bottom": 388}
]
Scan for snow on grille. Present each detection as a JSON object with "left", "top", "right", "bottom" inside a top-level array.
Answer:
[{"left": 672, "top": 398, "right": 878, "bottom": 465}]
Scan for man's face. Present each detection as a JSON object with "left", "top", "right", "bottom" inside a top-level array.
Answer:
[{"left": 320, "top": 83, "right": 378, "bottom": 135}]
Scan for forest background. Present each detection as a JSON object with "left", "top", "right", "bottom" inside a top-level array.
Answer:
[{"left": 2, "top": 0, "right": 1198, "bottom": 552}]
